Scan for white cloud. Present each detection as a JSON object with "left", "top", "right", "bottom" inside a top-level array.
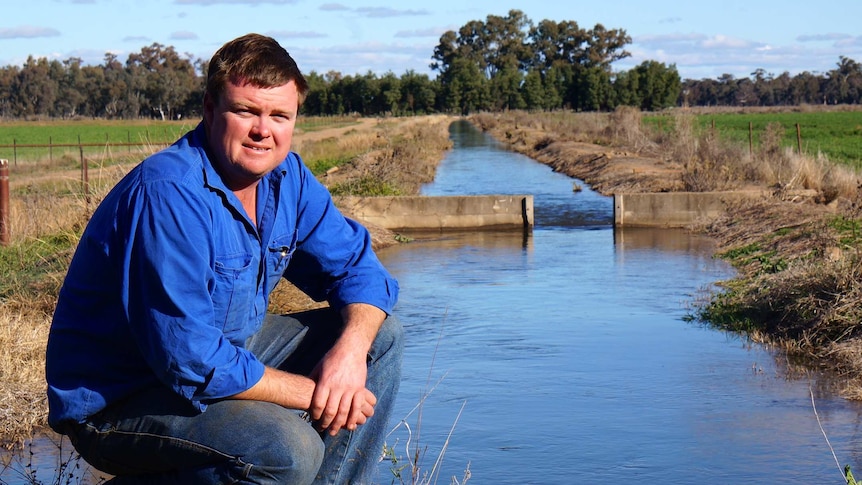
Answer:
[
  {"left": 170, "top": 31, "right": 199, "bottom": 40},
  {"left": 702, "top": 34, "right": 751, "bottom": 49},
  {"left": 0, "top": 26, "right": 61, "bottom": 39}
]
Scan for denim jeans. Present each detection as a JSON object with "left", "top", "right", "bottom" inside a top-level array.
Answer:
[{"left": 62, "top": 308, "right": 404, "bottom": 485}]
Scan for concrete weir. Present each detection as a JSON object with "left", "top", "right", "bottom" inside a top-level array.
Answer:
[
  {"left": 335, "top": 195, "right": 534, "bottom": 232},
  {"left": 336, "top": 191, "right": 777, "bottom": 231},
  {"left": 613, "top": 190, "right": 771, "bottom": 227}
]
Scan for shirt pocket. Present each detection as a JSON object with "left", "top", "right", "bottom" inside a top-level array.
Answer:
[
  {"left": 212, "top": 252, "right": 255, "bottom": 335},
  {"left": 265, "top": 234, "right": 296, "bottom": 295}
]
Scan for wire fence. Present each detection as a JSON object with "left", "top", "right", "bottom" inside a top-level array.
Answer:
[{"left": 0, "top": 139, "right": 174, "bottom": 168}]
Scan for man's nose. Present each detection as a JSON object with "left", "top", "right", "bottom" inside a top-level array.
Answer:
[{"left": 250, "top": 115, "right": 271, "bottom": 137}]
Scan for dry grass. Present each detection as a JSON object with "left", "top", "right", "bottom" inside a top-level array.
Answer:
[
  {"left": 0, "top": 311, "right": 51, "bottom": 445},
  {"left": 319, "top": 116, "right": 454, "bottom": 197}
]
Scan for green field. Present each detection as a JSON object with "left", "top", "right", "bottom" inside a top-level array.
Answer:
[
  {"left": 649, "top": 110, "right": 862, "bottom": 168},
  {"left": 0, "top": 117, "right": 362, "bottom": 166},
  {"left": 0, "top": 120, "right": 195, "bottom": 165}
]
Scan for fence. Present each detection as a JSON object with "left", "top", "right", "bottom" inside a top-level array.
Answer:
[
  {"left": 0, "top": 139, "right": 174, "bottom": 167},
  {"left": 0, "top": 138, "right": 174, "bottom": 246}
]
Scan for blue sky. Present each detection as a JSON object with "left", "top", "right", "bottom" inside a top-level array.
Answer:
[{"left": 2, "top": 0, "right": 861, "bottom": 81}]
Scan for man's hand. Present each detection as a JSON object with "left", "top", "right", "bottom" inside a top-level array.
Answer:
[
  {"left": 309, "top": 344, "right": 375, "bottom": 435},
  {"left": 309, "top": 303, "right": 385, "bottom": 435}
]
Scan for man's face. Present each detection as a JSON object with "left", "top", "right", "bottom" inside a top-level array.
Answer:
[{"left": 204, "top": 79, "right": 299, "bottom": 190}]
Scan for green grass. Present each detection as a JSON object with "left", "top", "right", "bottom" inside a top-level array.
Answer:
[
  {"left": 296, "top": 116, "right": 362, "bottom": 133},
  {"left": 0, "top": 120, "right": 194, "bottom": 164},
  {"left": 0, "top": 117, "right": 360, "bottom": 165},
  {"left": 0, "top": 232, "right": 78, "bottom": 299},
  {"left": 828, "top": 215, "right": 862, "bottom": 248},
  {"left": 304, "top": 156, "right": 352, "bottom": 176},
  {"left": 646, "top": 110, "right": 862, "bottom": 168}
]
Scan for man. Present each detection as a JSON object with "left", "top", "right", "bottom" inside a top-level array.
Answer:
[{"left": 46, "top": 33, "right": 402, "bottom": 485}]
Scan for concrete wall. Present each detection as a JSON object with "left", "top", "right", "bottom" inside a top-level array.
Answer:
[
  {"left": 335, "top": 195, "right": 534, "bottom": 231},
  {"left": 613, "top": 190, "right": 771, "bottom": 227},
  {"left": 336, "top": 190, "right": 783, "bottom": 231}
]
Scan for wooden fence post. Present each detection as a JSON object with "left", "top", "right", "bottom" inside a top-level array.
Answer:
[
  {"left": 80, "top": 146, "right": 90, "bottom": 210},
  {"left": 0, "top": 159, "right": 9, "bottom": 246}
]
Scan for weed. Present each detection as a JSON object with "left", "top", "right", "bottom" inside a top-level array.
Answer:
[
  {"left": 380, "top": 314, "right": 471, "bottom": 485},
  {"left": 330, "top": 177, "right": 404, "bottom": 197},
  {"left": 0, "top": 436, "right": 107, "bottom": 485}
]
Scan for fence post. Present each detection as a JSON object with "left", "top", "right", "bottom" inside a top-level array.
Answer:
[
  {"left": 0, "top": 159, "right": 9, "bottom": 246},
  {"left": 80, "top": 146, "right": 90, "bottom": 211}
]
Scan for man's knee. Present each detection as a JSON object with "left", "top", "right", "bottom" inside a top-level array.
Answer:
[
  {"left": 242, "top": 407, "right": 325, "bottom": 484},
  {"left": 372, "top": 315, "right": 404, "bottom": 361}
]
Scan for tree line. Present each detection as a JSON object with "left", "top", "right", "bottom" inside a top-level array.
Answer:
[{"left": 0, "top": 9, "right": 858, "bottom": 120}]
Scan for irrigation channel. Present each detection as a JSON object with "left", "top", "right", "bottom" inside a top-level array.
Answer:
[{"left": 374, "top": 120, "right": 862, "bottom": 484}]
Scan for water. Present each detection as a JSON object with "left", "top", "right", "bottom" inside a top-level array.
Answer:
[{"left": 375, "top": 120, "right": 862, "bottom": 484}]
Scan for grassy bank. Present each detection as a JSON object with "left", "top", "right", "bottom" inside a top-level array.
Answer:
[
  {"left": 0, "top": 115, "right": 454, "bottom": 451},
  {"left": 469, "top": 108, "right": 862, "bottom": 397}
]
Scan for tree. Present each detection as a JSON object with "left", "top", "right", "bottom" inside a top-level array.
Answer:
[
  {"left": 54, "top": 58, "right": 87, "bottom": 118},
  {"left": 432, "top": 10, "right": 532, "bottom": 111},
  {"left": 527, "top": 19, "right": 588, "bottom": 74},
  {"left": 630, "top": 61, "right": 681, "bottom": 111},
  {"left": 398, "top": 70, "right": 437, "bottom": 114},
  {"left": 488, "top": 65, "right": 525, "bottom": 110},
  {"left": 375, "top": 72, "right": 402, "bottom": 114},
  {"left": 440, "top": 57, "right": 488, "bottom": 114},
  {"left": 16, "top": 56, "right": 58, "bottom": 116},
  {"left": 751, "top": 68, "right": 775, "bottom": 106},
  {"left": 126, "top": 43, "right": 197, "bottom": 119},
  {"left": 824, "top": 56, "right": 862, "bottom": 104},
  {"left": 521, "top": 68, "right": 551, "bottom": 110},
  {"left": 584, "top": 24, "right": 632, "bottom": 71}
]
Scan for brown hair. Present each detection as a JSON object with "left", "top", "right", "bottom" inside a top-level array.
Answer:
[{"left": 206, "top": 33, "right": 309, "bottom": 107}]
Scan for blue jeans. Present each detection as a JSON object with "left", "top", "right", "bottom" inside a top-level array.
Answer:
[{"left": 62, "top": 308, "right": 404, "bottom": 485}]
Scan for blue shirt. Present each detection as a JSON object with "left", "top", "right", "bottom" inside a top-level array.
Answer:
[{"left": 45, "top": 123, "right": 399, "bottom": 428}]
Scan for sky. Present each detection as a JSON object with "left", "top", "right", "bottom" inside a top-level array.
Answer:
[{"left": 2, "top": 0, "right": 861, "bottom": 81}]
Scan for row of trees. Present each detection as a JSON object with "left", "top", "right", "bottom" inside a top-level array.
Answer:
[
  {"left": 0, "top": 10, "right": 858, "bottom": 119},
  {"left": 682, "top": 57, "right": 862, "bottom": 107},
  {"left": 0, "top": 44, "right": 203, "bottom": 120}
]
